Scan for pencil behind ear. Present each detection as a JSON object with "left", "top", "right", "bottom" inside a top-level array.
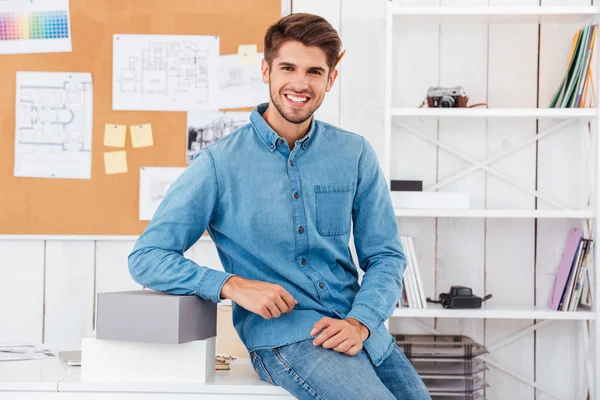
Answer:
[{"left": 334, "top": 50, "right": 346, "bottom": 69}]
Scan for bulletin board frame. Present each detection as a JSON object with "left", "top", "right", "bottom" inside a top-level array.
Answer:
[{"left": 0, "top": 0, "right": 283, "bottom": 236}]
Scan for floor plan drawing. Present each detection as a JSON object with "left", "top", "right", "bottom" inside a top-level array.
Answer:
[
  {"left": 14, "top": 71, "right": 93, "bottom": 179},
  {"left": 113, "top": 34, "right": 219, "bottom": 111},
  {"left": 217, "top": 53, "right": 268, "bottom": 109}
]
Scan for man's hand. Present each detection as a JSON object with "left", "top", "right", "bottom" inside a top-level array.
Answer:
[
  {"left": 220, "top": 276, "right": 297, "bottom": 319},
  {"left": 310, "top": 317, "right": 370, "bottom": 356}
]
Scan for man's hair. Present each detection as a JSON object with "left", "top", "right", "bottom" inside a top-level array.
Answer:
[{"left": 264, "top": 13, "right": 342, "bottom": 73}]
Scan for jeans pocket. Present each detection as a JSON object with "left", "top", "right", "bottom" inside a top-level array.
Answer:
[
  {"left": 315, "top": 183, "right": 355, "bottom": 236},
  {"left": 251, "top": 351, "right": 275, "bottom": 385}
]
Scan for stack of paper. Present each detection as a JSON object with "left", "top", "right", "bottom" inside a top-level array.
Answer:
[{"left": 400, "top": 236, "right": 427, "bottom": 309}]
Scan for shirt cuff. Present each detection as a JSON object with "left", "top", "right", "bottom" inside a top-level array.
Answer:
[
  {"left": 346, "top": 303, "right": 385, "bottom": 339},
  {"left": 195, "top": 268, "right": 234, "bottom": 303}
]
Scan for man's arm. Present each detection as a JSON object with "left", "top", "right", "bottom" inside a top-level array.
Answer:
[
  {"left": 128, "top": 149, "right": 233, "bottom": 303},
  {"left": 345, "top": 137, "right": 407, "bottom": 338}
]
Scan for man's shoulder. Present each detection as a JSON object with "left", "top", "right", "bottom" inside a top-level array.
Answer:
[
  {"left": 315, "top": 119, "right": 365, "bottom": 150},
  {"left": 203, "top": 123, "right": 254, "bottom": 153}
]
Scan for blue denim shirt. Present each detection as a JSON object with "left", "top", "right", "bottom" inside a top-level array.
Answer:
[{"left": 128, "top": 103, "right": 406, "bottom": 367}]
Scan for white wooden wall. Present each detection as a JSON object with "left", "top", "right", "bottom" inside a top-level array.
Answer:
[{"left": 0, "top": 1, "right": 592, "bottom": 399}]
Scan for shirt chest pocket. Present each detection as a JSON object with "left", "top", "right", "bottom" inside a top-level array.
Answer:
[{"left": 315, "top": 183, "right": 355, "bottom": 236}]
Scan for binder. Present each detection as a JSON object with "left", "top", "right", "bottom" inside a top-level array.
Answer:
[{"left": 547, "top": 228, "right": 583, "bottom": 310}]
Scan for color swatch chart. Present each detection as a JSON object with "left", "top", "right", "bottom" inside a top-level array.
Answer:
[{"left": 0, "top": 10, "right": 69, "bottom": 41}]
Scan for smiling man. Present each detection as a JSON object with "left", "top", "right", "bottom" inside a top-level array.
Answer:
[{"left": 128, "top": 13, "right": 430, "bottom": 400}]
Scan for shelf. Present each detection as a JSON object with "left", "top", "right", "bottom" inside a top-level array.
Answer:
[
  {"left": 390, "top": 6, "right": 599, "bottom": 24},
  {"left": 391, "top": 108, "right": 598, "bottom": 119},
  {"left": 391, "top": 304, "right": 596, "bottom": 320},
  {"left": 394, "top": 209, "right": 595, "bottom": 219}
]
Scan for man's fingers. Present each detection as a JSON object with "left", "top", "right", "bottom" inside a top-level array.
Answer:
[
  {"left": 310, "top": 317, "right": 331, "bottom": 336},
  {"left": 274, "top": 297, "right": 289, "bottom": 315},
  {"left": 345, "top": 344, "right": 362, "bottom": 357},
  {"left": 257, "top": 305, "right": 272, "bottom": 320},
  {"left": 313, "top": 324, "right": 343, "bottom": 346},
  {"left": 265, "top": 302, "right": 281, "bottom": 318},
  {"left": 333, "top": 338, "right": 353, "bottom": 353},
  {"left": 322, "top": 331, "right": 350, "bottom": 349},
  {"left": 280, "top": 290, "right": 297, "bottom": 312}
]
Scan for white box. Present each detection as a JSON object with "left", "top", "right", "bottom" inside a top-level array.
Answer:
[
  {"left": 390, "top": 191, "right": 470, "bottom": 209},
  {"left": 81, "top": 336, "right": 215, "bottom": 383}
]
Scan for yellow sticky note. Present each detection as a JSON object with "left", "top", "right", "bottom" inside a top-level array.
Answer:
[
  {"left": 104, "top": 124, "right": 126, "bottom": 147},
  {"left": 104, "top": 151, "right": 128, "bottom": 174},
  {"left": 130, "top": 124, "right": 154, "bottom": 148},
  {"left": 238, "top": 44, "right": 258, "bottom": 65}
]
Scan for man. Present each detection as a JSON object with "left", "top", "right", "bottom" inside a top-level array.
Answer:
[{"left": 128, "top": 13, "right": 430, "bottom": 400}]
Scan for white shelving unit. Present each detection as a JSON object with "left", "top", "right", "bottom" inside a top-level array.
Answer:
[
  {"left": 384, "top": 3, "right": 600, "bottom": 399},
  {"left": 392, "top": 303, "right": 596, "bottom": 321}
]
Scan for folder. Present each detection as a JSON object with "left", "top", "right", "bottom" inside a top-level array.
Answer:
[{"left": 547, "top": 227, "right": 583, "bottom": 310}]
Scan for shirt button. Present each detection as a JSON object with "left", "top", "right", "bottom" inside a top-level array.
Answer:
[
  {"left": 298, "top": 227, "right": 304, "bottom": 233},
  {"left": 294, "top": 192, "right": 299, "bottom": 199},
  {"left": 319, "top": 283, "right": 324, "bottom": 289},
  {"left": 278, "top": 139, "right": 284, "bottom": 145},
  {"left": 269, "top": 144, "right": 274, "bottom": 149},
  {"left": 301, "top": 259, "right": 306, "bottom": 265},
  {"left": 289, "top": 160, "right": 294, "bottom": 166}
]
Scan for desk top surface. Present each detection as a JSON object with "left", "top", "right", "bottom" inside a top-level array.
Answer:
[
  {"left": 0, "top": 358, "right": 292, "bottom": 396},
  {"left": 0, "top": 358, "right": 79, "bottom": 391}
]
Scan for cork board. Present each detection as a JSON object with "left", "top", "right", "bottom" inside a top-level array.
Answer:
[{"left": 0, "top": 0, "right": 280, "bottom": 235}]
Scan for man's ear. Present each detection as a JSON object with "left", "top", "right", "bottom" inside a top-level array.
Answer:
[
  {"left": 261, "top": 58, "right": 270, "bottom": 84},
  {"left": 326, "top": 68, "right": 339, "bottom": 93}
]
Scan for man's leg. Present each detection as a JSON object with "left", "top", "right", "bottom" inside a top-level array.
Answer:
[
  {"left": 251, "top": 339, "right": 396, "bottom": 400},
  {"left": 373, "top": 344, "right": 432, "bottom": 400}
]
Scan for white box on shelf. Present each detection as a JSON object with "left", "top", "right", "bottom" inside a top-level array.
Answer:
[
  {"left": 81, "top": 336, "right": 216, "bottom": 383},
  {"left": 390, "top": 191, "right": 470, "bottom": 209}
]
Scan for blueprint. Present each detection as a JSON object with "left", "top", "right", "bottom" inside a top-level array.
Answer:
[
  {"left": 113, "top": 34, "right": 219, "bottom": 111},
  {"left": 139, "top": 167, "right": 186, "bottom": 220},
  {"left": 218, "top": 53, "right": 268, "bottom": 109},
  {"left": 14, "top": 71, "right": 93, "bottom": 179}
]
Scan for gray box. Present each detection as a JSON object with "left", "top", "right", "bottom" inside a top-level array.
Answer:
[{"left": 96, "top": 290, "right": 216, "bottom": 344}]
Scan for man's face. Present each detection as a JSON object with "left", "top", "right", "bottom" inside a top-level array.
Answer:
[{"left": 261, "top": 41, "right": 338, "bottom": 125}]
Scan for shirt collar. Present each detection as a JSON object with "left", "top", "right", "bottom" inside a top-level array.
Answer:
[{"left": 250, "top": 103, "right": 315, "bottom": 152}]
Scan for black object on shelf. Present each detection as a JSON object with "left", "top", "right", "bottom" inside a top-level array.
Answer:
[
  {"left": 390, "top": 180, "right": 423, "bottom": 191},
  {"left": 427, "top": 286, "right": 492, "bottom": 309}
]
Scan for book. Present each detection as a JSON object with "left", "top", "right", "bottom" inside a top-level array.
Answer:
[{"left": 547, "top": 228, "right": 583, "bottom": 310}]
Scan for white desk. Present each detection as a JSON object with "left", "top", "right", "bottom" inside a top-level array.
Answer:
[{"left": 1, "top": 359, "right": 294, "bottom": 399}]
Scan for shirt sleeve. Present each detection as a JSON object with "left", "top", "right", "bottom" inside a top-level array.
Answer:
[
  {"left": 128, "top": 149, "right": 234, "bottom": 303},
  {"left": 345, "top": 137, "right": 406, "bottom": 336}
]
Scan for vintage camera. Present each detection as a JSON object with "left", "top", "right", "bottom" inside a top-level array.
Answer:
[
  {"left": 427, "top": 286, "right": 492, "bottom": 309},
  {"left": 427, "top": 86, "right": 468, "bottom": 108}
]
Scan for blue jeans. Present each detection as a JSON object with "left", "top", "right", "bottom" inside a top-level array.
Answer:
[{"left": 250, "top": 339, "right": 431, "bottom": 400}]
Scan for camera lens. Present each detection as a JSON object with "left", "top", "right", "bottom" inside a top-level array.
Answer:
[{"left": 440, "top": 95, "right": 454, "bottom": 108}]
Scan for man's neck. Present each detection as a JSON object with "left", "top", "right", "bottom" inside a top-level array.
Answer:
[{"left": 262, "top": 104, "right": 312, "bottom": 149}]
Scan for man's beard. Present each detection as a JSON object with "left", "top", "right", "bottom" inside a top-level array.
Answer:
[{"left": 269, "top": 83, "right": 321, "bottom": 125}]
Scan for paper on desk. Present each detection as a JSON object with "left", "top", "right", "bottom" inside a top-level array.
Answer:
[
  {"left": 0, "top": 351, "right": 55, "bottom": 361},
  {"left": 0, "top": 344, "right": 55, "bottom": 361}
]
